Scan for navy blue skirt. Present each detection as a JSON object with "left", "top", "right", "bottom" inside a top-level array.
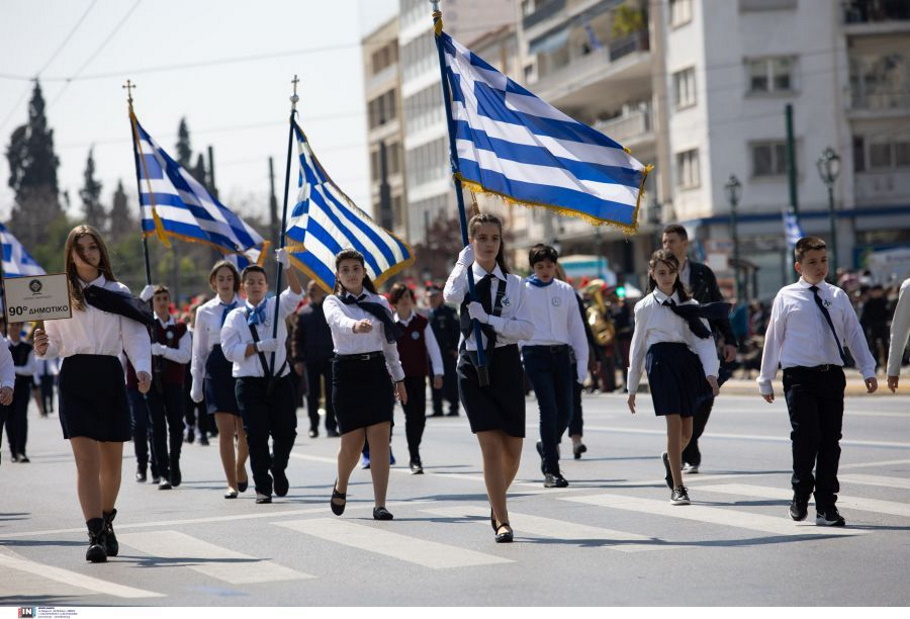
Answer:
[
  {"left": 457, "top": 344, "right": 526, "bottom": 438},
  {"left": 58, "top": 355, "right": 131, "bottom": 441},
  {"left": 645, "top": 342, "right": 712, "bottom": 417},
  {"left": 331, "top": 353, "right": 394, "bottom": 434},
  {"left": 204, "top": 345, "right": 239, "bottom": 416}
]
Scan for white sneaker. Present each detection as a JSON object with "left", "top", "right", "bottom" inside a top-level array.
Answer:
[
  {"left": 682, "top": 462, "right": 699, "bottom": 474},
  {"left": 670, "top": 486, "right": 690, "bottom": 505}
]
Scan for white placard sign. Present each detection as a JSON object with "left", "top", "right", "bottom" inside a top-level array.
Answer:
[{"left": 4, "top": 273, "right": 72, "bottom": 322}]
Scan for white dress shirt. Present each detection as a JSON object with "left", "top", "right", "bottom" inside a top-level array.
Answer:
[
  {"left": 758, "top": 278, "right": 876, "bottom": 395},
  {"left": 154, "top": 316, "right": 192, "bottom": 365},
  {"left": 191, "top": 294, "right": 242, "bottom": 390},
  {"left": 323, "top": 290, "right": 405, "bottom": 383},
  {"left": 8, "top": 340, "right": 37, "bottom": 377},
  {"left": 520, "top": 279, "right": 589, "bottom": 384},
  {"left": 36, "top": 275, "right": 151, "bottom": 375},
  {"left": 443, "top": 261, "right": 535, "bottom": 351},
  {"left": 395, "top": 311, "right": 444, "bottom": 376},
  {"left": 0, "top": 337, "right": 14, "bottom": 390},
  {"left": 887, "top": 278, "right": 910, "bottom": 377},
  {"left": 627, "top": 289, "right": 720, "bottom": 395},
  {"left": 220, "top": 288, "right": 303, "bottom": 378}
]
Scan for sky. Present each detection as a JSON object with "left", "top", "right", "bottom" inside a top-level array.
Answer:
[{"left": 0, "top": 0, "right": 401, "bottom": 227}]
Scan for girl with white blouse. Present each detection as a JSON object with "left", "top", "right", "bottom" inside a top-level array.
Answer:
[
  {"left": 190, "top": 260, "right": 249, "bottom": 498},
  {"left": 627, "top": 250, "right": 720, "bottom": 506},
  {"left": 34, "top": 224, "right": 152, "bottom": 563},
  {"left": 323, "top": 249, "right": 407, "bottom": 521}
]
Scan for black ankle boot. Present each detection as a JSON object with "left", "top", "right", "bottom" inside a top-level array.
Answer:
[
  {"left": 86, "top": 518, "right": 107, "bottom": 563},
  {"left": 102, "top": 509, "right": 119, "bottom": 557}
]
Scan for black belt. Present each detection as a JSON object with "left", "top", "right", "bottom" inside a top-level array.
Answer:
[
  {"left": 335, "top": 351, "right": 384, "bottom": 362},
  {"left": 524, "top": 344, "right": 570, "bottom": 353},
  {"left": 786, "top": 364, "right": 841, "bottom": 372}
]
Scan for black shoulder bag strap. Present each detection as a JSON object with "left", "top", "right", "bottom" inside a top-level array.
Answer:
[{"left": 245, "top": 309, "right": 273, "bottom": 378}]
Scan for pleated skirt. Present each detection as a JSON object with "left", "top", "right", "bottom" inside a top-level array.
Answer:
[
  {"left": 645, "top": 342, "right": 712, "bottom": 417},
  {"left": 457, "top": 344, "right": 526, "bottom": 438},
  {"left": 58, "top": 354, "right": 131, "bottom": 441},
  {"left": 331, "top": 354, "right": 394, "bottom": 434}
]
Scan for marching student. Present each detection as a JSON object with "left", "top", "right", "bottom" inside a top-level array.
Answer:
[
  {"left": 389, "top": 282, "right": 444, "bottom": 474},
  {"left": 886, "top": 277, "right": 910, "bottom": 393},
  {"left": 137, "top": 285, "right": 191, "bottom": 489},
  {"left": 426, "top": 284, "right": 460, "bottom": 417},
  {"left": 627, "top": 250, "right": 720, "bottom": 505},
  {"left": 759, "top": 236, "right": 877, "bottom": 526},
  {"left": 323, "top": 249, "right": 407, "bottom": 521},
  {"left": 33, "top": 224, "right": 153, "bottom": 563},
  {"left": 444, "top": 213, "right": 534, "bottom": 543},
  {"left": 292, "top": 280, "right": 339, "bottom": 438},
  {"left": 520, "top": 244, "right": 588, "bottom": 488},
  {"left": 0, "top": 331, "right": 15, "bottom": 466},
  {"left": 221, "top": 250, "right": 303, "bottom": 504},
  {"left": 4, "top": 322, "right": 36, "bottom": 463},
  {"left": 191, "top": 260, "right": 250, "bottom": 498}
]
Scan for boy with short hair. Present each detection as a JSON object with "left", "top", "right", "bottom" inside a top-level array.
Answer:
[
  {"left": 521, "top": 244, "right": 588, "bottom": 488},
  {"left": 758, "top": 236, "right": 877, "bottom": 527}
]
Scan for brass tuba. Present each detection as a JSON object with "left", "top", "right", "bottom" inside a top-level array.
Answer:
[{"left": 584, "top": 279, "right": 615, "bottom": 347}]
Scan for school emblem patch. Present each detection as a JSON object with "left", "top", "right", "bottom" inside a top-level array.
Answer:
[
  {"left": 411, "top": 331, "right": 421, "bottom": 340},
  {"left": 552, "top": 297, "right": 562, "bottom": 307},
  {"left": 501, "top": 297, "right": 511, "bottom": 307}
]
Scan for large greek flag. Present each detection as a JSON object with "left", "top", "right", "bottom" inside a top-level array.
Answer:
[
  {"left": 284, "top": 119, "right": 413, "bottom": 291},
  {"left": 0, "top": 222, "right": 45, "bottom": 277},
  {"left": 131, "top": 115, "right": 267, "bottom": 264},
  {"left": 439, "top": 31, "right": 650, "bottom": 231},
  {"left": 783, "top": 210, "right": 805, "bottom": 249}
]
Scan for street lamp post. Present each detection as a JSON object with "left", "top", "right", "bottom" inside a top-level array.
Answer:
[
  {"left": 725, "top": 175, "right": 743, "bottom": 302},
  {"left": 817, "top": 146, "right": 841, "bottom": 279}
]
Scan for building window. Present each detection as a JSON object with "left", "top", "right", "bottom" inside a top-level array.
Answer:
[
  {"left": 670, "top": 0, "right": 693, "bottom": 27},
  {"left": 368, "top": 89, "right": 397, "bottom": 129},
  {"left": 747, "top": 57, "right": 796, "bottom": 94},
  {"left": 673, "top": 67, "right": 696, "bottom": 109},
  {"left": 853, "top": 135, "right": 910, "bottom": 171},
  {"left": 739, "top": 0, "right": 796, "bottom": 10},
  {"left": 750, "top": 141, "right": 788, "bottom": 177},
  {"left": 676, "top": 149, "right": 700, "bottom": 189}
]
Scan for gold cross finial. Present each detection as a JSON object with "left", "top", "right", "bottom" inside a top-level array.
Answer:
[
  {"left": 290, "top": 74, "right": 300, "bottom": 109},
  {"left": 123, "top": 79, "right": 136, "bottom": 104}
]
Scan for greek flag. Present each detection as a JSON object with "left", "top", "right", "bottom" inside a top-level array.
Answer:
[
  {"left": 0, "top": 222, "right": 45, "bottom": 277},
  {"left": 284, "top": 119, "right": 413, "bottom": 291},
  {"left": 131, "top": 116, "right": 267, "bottom": 264},
  {"left": 439, "top": 31, "right": 651, "bottom": 231},
  {"left": 783, "top": 210, "right": 805, "bottom": 249}
]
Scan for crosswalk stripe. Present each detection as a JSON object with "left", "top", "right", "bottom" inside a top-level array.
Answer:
[
  {"left": 275, "top": 518, "right": 513, "bottom": 568},
  {"left": 698, "top": 483, "right": 910, "bottom": 518},
  {"left": 560, "top": 493, "right": 864, "bottom": 536},
  {"left": 839, "top": 473, "right": 910, "bottom": 491},
  {"left": 423, "top": 506, "right": 685, "bottom": 552},
  {"left": 117, "top": 531, "right": 313, "bottom": 584},
  {"left": 0, "top": 547, "right": 163, "bottom": 598}
]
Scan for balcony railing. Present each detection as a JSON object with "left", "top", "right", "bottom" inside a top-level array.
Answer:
[
  {"left": 850, "top": 89, "right": 910, "bottom": 110},
  {"left": 593, "top": 104, "right": 652, "bottom": 145},
  {"left": 844, "top": 0, "right": 910, "bottom": 24},
  {"left": 609, "top": 30, "right": 650, "bottom": 62},
  {"left": 523, "top": 0, "right": 567, "bottom": 30}
]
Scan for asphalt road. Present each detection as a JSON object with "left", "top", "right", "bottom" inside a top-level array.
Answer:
[{"left": 2, "top": 385, "right": 909, "bottom": 608}]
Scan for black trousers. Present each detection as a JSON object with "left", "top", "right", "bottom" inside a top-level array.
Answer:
[
  {"left": 682, "top": 395, "right": 714, "bottom": 467},
  {"left": 147, "top": 384, "right": 185, "bottom": 480},
  {"left": 5, "top": 377, "right": 31, "bottom": 457},
  {"left": 40, "top": 376, "right": 55, "bottom": 414},
  {"left": 401, "top": 376, "right": 427, "bottom": 463},
  {"left": 127, "top": 387, "right": 157, "bottom": 474},
  {"left": 431, "top": 352, "right": 458, "bottom": 415},
  {"left": 305, "top": 358, "right": 336, "bottom": 433},
  {"left": 568, "top": 370, "right": 583, "bottom": 437},
  {"left": 236, "top": 374, "right": 297, "bottom": 496},
  {"left": 783, "top": 366, "right": 846, "bottom": 509}
]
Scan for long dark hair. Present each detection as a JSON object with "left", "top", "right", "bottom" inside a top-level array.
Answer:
[
  {"left": 468, "top": 212, "right": 509, "bottom": 274},
  {"left": 64, "top": 224, "right": 116, "bottom": 311},
  {"left": 333, "top": 248, "right": 377, "bottom": 295},
  {"left": 647, "top": 249, "right": 690, "bottom": 302}
]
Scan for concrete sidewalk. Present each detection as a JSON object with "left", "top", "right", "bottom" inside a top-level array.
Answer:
[{"left": 637, "top": 368, "right": 899, "bottom": 397}]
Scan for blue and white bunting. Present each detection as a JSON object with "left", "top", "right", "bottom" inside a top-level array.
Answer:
[
  {"left": 783, "top": 210, "right": 805, "bottom": 249},
  {"left": 438, "top": 31, "right": 651, "bottom": 231},
  {"left": 131, "top": 116, "right": 267, "bottom": 264},
  {"left": 284, "top": 120, "right": 413, "bottom": 291},
  {"left": 0, "top": 222, "right": 45, "bottom": 277}
]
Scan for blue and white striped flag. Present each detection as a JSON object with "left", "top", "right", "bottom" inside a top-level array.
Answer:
[
  {"left": 284, "top": 120, "right": 413, "bottom": 291},
  {"left": 783, "top": 210, "right": 805, "bottom": 249},
  {"left": 0, "top": 222, "right": 45, "bottom": 277},
  {"left": 131, "top": 115, "right": 267, "bottom": 264},
  {"left": 439, "top": 31, "right": 651, "bottom": 231}
]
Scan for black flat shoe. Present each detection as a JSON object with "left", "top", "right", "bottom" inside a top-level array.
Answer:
[
  {"left": 238, "top": 480, "right": 248, "bottom": 493},
  {"left": 373, "top": 506, "right": 394, "bottom": 521},
  {"left": 495, "top": 522, "right": 513, "bottom": 543},
  {"left": 330, "top": 481, "right": 346, "bottom": 516}
]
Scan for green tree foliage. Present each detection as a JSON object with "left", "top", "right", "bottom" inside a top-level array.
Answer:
[
  {"left": 176, "top": 118, "right": 192, "bottom": 169},
  {"left": 80, "top": 148, "right": 106, "bottom": 232},
  {"left": 108, "top": 180, "right": 134, "bottom": 244}
]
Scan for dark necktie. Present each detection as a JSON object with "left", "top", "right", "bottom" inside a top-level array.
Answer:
[
  {"left": 220, "top": 301, "right": 238, "bottom": 326},
  {"left": 246, "top": 302, "right": 268, "bottom": 326},
  {"left": 809, "top": 285, "right": 847, "bottom": 364},
  {"left": 662, "top": 298, "right": 714, "bottom": 339},
  {"left": 460, "top": 274, "right": 498, "bottom": 343},
  {"left": 340, "top": 293, "right": 402, "bottom": 343}
]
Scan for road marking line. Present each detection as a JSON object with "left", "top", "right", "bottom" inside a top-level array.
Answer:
[
  {"left": 275, "top": 518, "right": 512, "bottom": 568},
  {"left": 423, "top": 505, "right": 684, "bottom": 552},
  {"left": 117, "top": 531, "right": 313, "bottom": 584},
  {"left": 840, "top": 473, "right": 910, "bottom": 490},
  {"left": 560, "top": 493, "right": 864, "bottom": 536},
  {"left": 699, "top": 483, "right": 910, "bottom": 518},
  {"left": 0, "top": 547, "right": 163, "bottom": 598}
]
